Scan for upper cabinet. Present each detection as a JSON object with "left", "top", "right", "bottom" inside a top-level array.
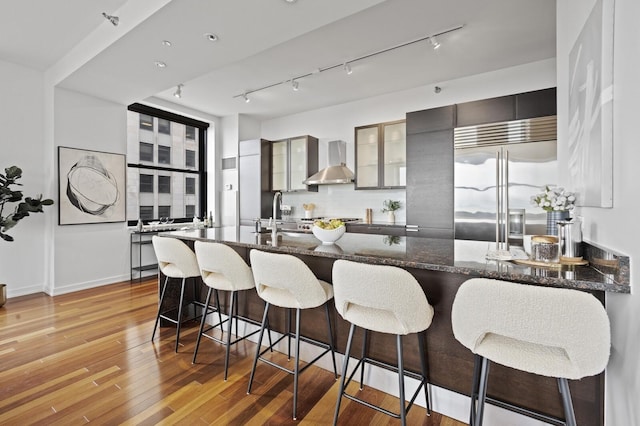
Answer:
[
  {"left": 355, "top": 120, "right": 406, "bottom": 189},
  {"left": 406, "top": 105, "right": 456, "bottom": 134},
  {"left": 515, "top": 88, "right": 557, "bottom": 119},
  {"left": 271, "top": 135, "right": 318, "bottom": 192},
  {"left": 456, "top": 88, "right": 557, "bottom": 127},
  {"left": 456, "top": 95, "right": 515, "bottom": 127}
]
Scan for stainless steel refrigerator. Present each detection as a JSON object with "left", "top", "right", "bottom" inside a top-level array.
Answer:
[{"left": 454, "top": 116, "right": 557, "bottom": 246}]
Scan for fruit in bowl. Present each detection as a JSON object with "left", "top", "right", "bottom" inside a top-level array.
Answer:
[{"left": 312, "top": 219, "right": 346, "bottom": 244}]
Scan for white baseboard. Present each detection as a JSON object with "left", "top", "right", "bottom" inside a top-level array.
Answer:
[{"left": 45, "top": 273, "right": 131, "bottom": 296}]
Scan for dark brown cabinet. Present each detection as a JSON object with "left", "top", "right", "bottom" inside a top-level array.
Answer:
[
  {"left": 406, "top": 105, "right": 456, "bottom": 134},
  {"left": 516, "top": 87, "right": 557, "bottom": 119},
  {"left": 355, "top": 120, "right": 406, "bottom": 189},
  {"left": 405, "top": 105, "right": 455, "bottom": 238},
  {"left": 456, "top": 95, "right": 516, "bottom": 127},
  {"left": 406, "top": 129, "right": 454, "bottom": 238},
  {"left": 271, "top": 135, "right": 318, "bottom": 192}
]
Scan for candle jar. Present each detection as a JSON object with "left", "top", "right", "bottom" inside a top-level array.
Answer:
[{"left": 531, "top": 235, "right": 560, "bottom": 263}]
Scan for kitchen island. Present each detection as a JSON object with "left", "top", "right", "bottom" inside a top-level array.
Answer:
[{"left": 160, "top": 226, "right": 629, "bottom": 425}]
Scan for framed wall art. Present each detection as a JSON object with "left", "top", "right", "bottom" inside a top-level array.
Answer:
[
  {"left": 567, "top": 0, "right": 614, "bottom": 208},
  {"left": 58, "top": 146, "right": 126, "bottom": 225}
]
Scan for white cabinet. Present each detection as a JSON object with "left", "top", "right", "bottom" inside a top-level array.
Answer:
[
  {"left": 271, "top": 135, "right": 318, "bottom": 192},
  {"left": 355, "top": 120, "right": 406, "bottom": 189}
]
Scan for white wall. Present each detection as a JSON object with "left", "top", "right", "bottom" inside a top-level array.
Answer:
[
  {"left": 0, "top": 60, "right": 49, "bottom": 297},
  {"left": 557, "top": 0, "right": 640, "bottom": 425},
  {"left": 261, "top": 58, "right": 556, "bottom": 223},
  {"left": 51, "top": 88, "right": 130, "bottom": 295}
]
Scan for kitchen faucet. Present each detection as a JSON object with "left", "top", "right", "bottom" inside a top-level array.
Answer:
[{"left": 271, "top": 191, "right": 282, "bottom": 231}]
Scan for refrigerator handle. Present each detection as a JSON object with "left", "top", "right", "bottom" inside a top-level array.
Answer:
[
  {"left": 495, "top": 150, "right": 501, "bottom": 249},
  {"left": 504, "top": 149, "right": 510, "bottom": 249}
]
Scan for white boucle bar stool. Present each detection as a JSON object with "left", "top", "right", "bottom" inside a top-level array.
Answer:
[
  {"left": 451, "top": 278, "right": 610, "bottom": 426},
  {"left": 151, "top": 236, "right": 205, "bottom": 352},
  {"left": 193, "top": 241, "right": 268, "bottom": 381},
  {"left": 247, "top": 249, "right": 338, "bottom": 421},
  {"left": 331, "top": 259, "right": 435, "bottom": 426}
]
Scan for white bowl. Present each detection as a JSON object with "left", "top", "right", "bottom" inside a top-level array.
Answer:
[{"left": 312, "top": 225, "right": 346, "bottom": 244}]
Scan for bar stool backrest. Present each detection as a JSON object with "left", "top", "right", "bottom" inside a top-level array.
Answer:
[
  {"left": 249, "top": 249, "right": 330, "bottom": 309},
  {"left": 332, "top": 259, "right": 434, "bottom": 335},
  {"left": 152, "top": 236, "right": 200, "bottom": 278},
  {"left": 194, "top": 241, "right": 254, "bottom": 291},
  {"left": 451, "top": 278, "right": 610, "bottom": 380}
]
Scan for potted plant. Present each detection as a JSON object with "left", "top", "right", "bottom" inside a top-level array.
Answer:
[
  {"left": 1, "top": 166, "right": 54, "bottom": 307},
  {"left": 381, "top": 199, "right": 401, "bottom": 224}
]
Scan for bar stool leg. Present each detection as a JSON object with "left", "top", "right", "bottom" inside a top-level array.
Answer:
[
  {"left": 558, "top": 378, "right": 577, "bottom": 426},
  {"left": 418, "top": 331, "right": 431, "bottom": 415},
  {"left": 360, "top": 328, "right": 369, "bottom": 390},
  {"left": 215, "top": 289, "right": 223, "bottom": 331},
  {"left": 292, "top": 308, "right": 302, "bottom": 420},
  {"left": 151, "top": 276, "right": 170, "bottom": 342},
  {"left": 475, "top": 356, "right": 491, "bottom": 426},
  {"left": 223, "top": 290, "right": 236, "bottom": 381},
  {"left": 324, "top": 303, "right": 338, "bottom": 378},
  {"left": 247, "top": 302, "right": 270, "bottom": 395},
  {"left": 333, "top": 322, "right": 356, "bottom": 426},
  {"left": 469, "top": 353, "right": 482, "bottom": 425},
  {"left": 174, "top": 278, "right": 186, "bottom": 352},
  {"left": 397, "top": 334, "right": 407, "bottom": 426},
  {"left": 192, "top": 287, "right": 213, "bottom": 363}
]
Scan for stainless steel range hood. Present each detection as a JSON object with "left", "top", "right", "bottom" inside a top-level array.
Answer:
[{"left": 304, "top": 140, "right": 354, "bottom": 185}]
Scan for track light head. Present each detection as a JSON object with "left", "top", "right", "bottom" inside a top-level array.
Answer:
[
  {"left": 291, "top": 80, "right": 299, "bottom": 91},
  {"left": 344, "top": 62, "right": 353, "bottom": 75},
  {"left": 102, "top": 12, "right": 119, "bottom": 26},
  {"left": 429, "top": 36, "right": 441, "bottom": 50},
  {"left": 243, "top": 93, "right": 250, "bottom": 103},
  {"left": 174, "top": 84, "right": 183, "bottom": 99}
]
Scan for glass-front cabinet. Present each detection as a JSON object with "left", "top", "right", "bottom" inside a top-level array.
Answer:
[
  {"left": 271, "top": 135, "right": 318, "bottom": 192},
  {"left": 355, "top": 120, "right": 406, "bottom": 189}
]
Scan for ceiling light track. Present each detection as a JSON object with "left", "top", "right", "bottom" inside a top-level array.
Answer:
[{"left": 232, "top": 24, "right": 464, "bottom": 102}]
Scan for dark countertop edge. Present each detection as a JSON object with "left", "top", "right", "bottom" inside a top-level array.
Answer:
[{"left": 161, "top": 231, "right": 630, "bottom": 294}]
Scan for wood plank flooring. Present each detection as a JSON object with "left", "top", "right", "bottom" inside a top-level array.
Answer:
[{"left": 0, "top": 278, "right": 466, "bottom": 425}]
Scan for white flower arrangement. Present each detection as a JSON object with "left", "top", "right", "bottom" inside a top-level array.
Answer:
[{"left": 531, "top": 185, "right": 576, "bottom": 212}]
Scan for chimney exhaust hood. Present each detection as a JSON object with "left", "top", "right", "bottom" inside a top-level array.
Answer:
[{"left": 304, "top": 140, "right": 354, "bottom": 185}]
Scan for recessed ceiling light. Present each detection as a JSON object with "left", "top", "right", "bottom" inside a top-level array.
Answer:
[
  {"left": 154, "top": 61, "right": 167, "bottom": 68},
  {"left": 162, "top": 40, "right": 172, "bottom": 47},
  {"left": 284, "top": 0, "right": 297, "bottom": 3},
  {"left": 203, "top": 33, "right": 219, "bottom": 42}
]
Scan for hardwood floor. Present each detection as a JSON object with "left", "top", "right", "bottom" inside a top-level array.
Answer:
[{"left": 0, "top": 278, "right": 466, "bottom": 425}]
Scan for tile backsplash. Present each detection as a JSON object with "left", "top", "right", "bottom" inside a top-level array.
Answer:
[{"left": 282, "top": 184, "right": 406, "bottom": 223}]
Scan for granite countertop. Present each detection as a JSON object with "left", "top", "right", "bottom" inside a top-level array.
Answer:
[{"left": 161, "top": 226, "right": 630, "bottom": 294}]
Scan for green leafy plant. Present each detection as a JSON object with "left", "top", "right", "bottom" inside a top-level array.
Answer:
[
  {"left": 0, "top": 166, "right": 54, "bottom": 242},
  {"left": 381, "top": 199, "right": 401, "bottom": 213}
]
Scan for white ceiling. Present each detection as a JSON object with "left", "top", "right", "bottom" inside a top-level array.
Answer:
[{"left": 2, "top": 0, "right": 556, "bottom": 121}]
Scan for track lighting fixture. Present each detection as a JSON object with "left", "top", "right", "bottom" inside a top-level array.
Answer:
[
  {"left": 429, "top": 36, "right": 441, "bottom": 50},
  {"left": 243, "top": 93, "right": 250, "bottom": 103},
  {"left": 232, "top": 24, "right": 463, "bottom": 102},
  {"left": 102, "top": 12, "right": 119, "bottom": 26},
  {"left": 173, "top": 84, "right": 183, "bottom": 99}
]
